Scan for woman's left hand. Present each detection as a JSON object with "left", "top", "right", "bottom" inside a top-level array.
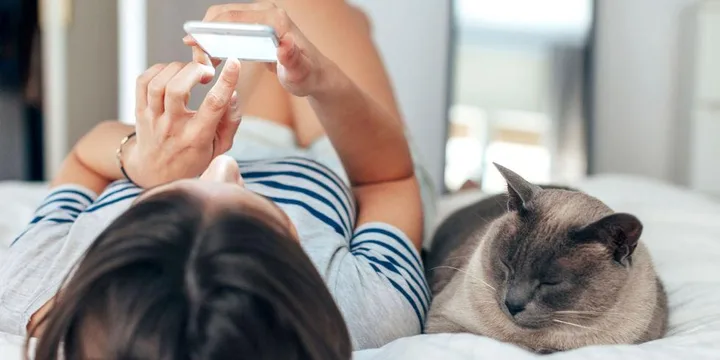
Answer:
[
  {"left": 184, "top": 2, "right": 335, "bottom": 97},
  {"left": 123, "top": 60, "right": 243, "bottom": 188}
]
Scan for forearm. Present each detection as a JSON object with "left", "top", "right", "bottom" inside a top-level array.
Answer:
[
  {"left": 51, "top": 121, "right": 134, "bottom": 193},
  {"left": 308, "top": 62, "right": 414, "bottom": 186}
]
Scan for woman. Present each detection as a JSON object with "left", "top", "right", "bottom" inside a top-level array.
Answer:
[{"left": 0, "top": 1, "right": 435, "bottom": 358}]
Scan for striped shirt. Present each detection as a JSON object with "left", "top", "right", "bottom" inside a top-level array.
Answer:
[{"left": 0, "top": 157, "right": 428, "bottom": 349}]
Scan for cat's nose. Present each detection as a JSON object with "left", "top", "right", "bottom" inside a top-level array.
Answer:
[
  {"left": 505, "top": 299, "right": 526, "bottom": 316},
  {"left": 504, "top": 283, "right": 532, "bottom": 316}
]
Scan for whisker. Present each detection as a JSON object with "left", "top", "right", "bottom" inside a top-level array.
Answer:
[
  {"left": 442, "top": 255, "right": 473, "bottom": 262},
  {"left": 554, "top": 310, "right": 628, "bottom": 316},
  {"left": 492, "top": 196, "right": 506, "bottom": 209},
  {"left": 555, "top": 314, "right": 645, "bottom": 329},
  {"left": 554, "top": 311, "right": 645, "bottom": 322},
  {"left": 430, "top": 265, "right": 496, "bottom": 291},
  {"left": 470, "top": 211, "right": 494, "bottom": 223},
  {"left": 552, "top": 319, "right": 602, "bottom": 332}
]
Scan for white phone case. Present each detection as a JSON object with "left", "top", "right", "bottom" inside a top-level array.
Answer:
[{"left": 183, "top": 21, "right": 279, "bottom": 62}]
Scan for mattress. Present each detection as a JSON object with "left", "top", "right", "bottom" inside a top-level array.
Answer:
[{"left": 2, "top": 175, "right": 720, "bottom": 359}]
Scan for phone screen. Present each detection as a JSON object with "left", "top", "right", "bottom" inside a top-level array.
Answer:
[{"left": 191, "top": 33, "right": 278, "bottom": 62}]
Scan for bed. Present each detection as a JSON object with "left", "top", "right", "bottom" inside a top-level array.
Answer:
[{"left": 2, "top": 175, "right": 720, "bottom": 359}]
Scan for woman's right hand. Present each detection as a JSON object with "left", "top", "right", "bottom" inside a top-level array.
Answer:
[
  {"left": 123, "top": 59, "right": 243, "bottom": 188},
  {"left": 183, "top": 2, "right": 336, "bottom": 97}
]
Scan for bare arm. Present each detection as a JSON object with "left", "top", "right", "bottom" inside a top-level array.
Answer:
[
  {"left": 51, "top": 61, "right": 241, "bottom": 194},
  {"left": 50, "top": 121, "right": 134, "bottom": 194},
  {"left": 197, "top": 3, "right": 424, "bottom": 249},
  {"left": 309, "top": 62, "right": 413, "bottom": 186},
  {"left": 307, "top": 63, "right": 423, "bottom": 245}
]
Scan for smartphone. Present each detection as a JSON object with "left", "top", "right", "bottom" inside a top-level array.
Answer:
[{"left": 183, "top": 21, "right": 279, "bottom": 62}]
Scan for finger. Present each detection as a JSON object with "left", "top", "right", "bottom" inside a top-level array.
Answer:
[
  {"left": 182, "top": 35, "right": 197, "bottom": 46},
  {"left": 276, "top": 33, "right": 312, "bottom": 84},
  {"left": 276, "top": 32, "right": 301, "bottom": 69},
  {"left": 164, "top": 63, "right": 216, "bottom": 116},
  {"left": 208, "top": 5, "right": 289, "bottom": 38},
  {"left": 214, "top": 92, "right": 243, "bottom": 155},
  {"left": 194, "top": 58, "right": 242, "bottom": 137},
  {"left": 192, "top": 45, "right": 214, "bottom": 67},
  {"left": 204, "top": 3, "right": 275, "bottom": 22},
  {"left": 191, "top": 47, "right": 222, "bottom": 69},
  {"left": 147, "top": 62, "right": 185, "bottom": 115},
  {"left": 135, "top": 64, "right": 168, "bottom": 114},
  {"left": 185, "top": 37, "right": 223, "bottom": 73}
]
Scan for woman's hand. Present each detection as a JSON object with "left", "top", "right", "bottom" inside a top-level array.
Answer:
[
  {"left": 123, "top": 60, "right": 242, "bottom": 188},
  {"left": 183, "top": 2, "right": 335, "bottom": 97}
]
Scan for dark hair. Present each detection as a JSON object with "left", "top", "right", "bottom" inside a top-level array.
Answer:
[{"left": 28, "top": 190, "right": 351, "bottom": 360}]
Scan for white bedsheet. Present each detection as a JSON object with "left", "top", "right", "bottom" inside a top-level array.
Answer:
[{"left": 2, "top": 175, "right": 720, "bottom": 359}]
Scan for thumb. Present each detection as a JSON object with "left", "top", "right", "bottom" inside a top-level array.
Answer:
[
  {"left": 194, "top": 58, "right": 241, "bottom": 136},
  {"left": 276, "top": 34, "right": 313, "bottom": 87}
]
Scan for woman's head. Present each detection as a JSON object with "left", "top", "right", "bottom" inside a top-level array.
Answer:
[
  {"left": 30, "top": 163, "right": 351, "bottom": 359},
  {"left": 139, "top": 155, "right": 299, "bottom": 240}
]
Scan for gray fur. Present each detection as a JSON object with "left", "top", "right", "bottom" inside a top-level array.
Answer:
[{"left": 425, "top": 166, "right": 668, "bottom": 353}]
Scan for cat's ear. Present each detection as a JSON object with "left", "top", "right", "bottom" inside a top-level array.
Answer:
[
  {"left": 573, "top": 213, "right": 643, "bottom": 266},
  {"left": 494, "top": 163, "right": 541, "bottom": 214}
]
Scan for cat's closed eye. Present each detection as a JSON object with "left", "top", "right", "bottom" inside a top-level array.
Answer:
[{"left": 540, "top": 278, "right": 563, "bottom": 286}]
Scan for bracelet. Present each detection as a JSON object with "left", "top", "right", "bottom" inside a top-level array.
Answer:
[{"left": 116, "top": 132, "right": 138, "bottom": 185}]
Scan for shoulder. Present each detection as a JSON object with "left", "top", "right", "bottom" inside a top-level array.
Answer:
[
  {"left": 320, "top": 222, "right": 429, "bottom": 348},
  {"left": 242, "top": 157, "right": 357, "bottom": 236}
]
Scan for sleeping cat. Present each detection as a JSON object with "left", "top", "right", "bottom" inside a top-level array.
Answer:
[{"left": 425, "top": 164, "right": 668, "bottom": 353}]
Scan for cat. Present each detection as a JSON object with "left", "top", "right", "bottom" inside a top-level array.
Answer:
[{"left": 425, "top": 164, "right": 668, "bottom": 353}]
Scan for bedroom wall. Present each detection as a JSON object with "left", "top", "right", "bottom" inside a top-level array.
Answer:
[
  {"left": 145, "top": 0, "right": 451, "bottom": 193},
  {"left": 65, "top": 0, "right": 118, "bottom": 146},
  {"left": 349, "top": 0, "right": 451, "bottom": 194},
  {"left": 0, "top": 92, "right": 25, "bottom": 180},
  {"left": 592, "top": 0, "right": 700, "bottom": 181},
  {"left": 40, "top": 0, "right": 118, "bottom": 178}
]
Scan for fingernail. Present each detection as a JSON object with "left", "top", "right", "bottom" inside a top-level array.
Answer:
[
  {"left": 276, "top": 63, "right": 287, "bottom": 81},
  {"left": 182, "top": 35, "right": 192, "bottom": 43},
  {"left": 225, "top": 58, "right": 239, "bottom": 71}
]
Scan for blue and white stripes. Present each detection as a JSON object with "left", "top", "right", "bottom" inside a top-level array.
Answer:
[
  {"left": 10, "top": 181, "right": 145, "bottom": 247},
  {"left": 10, "top": 185, "right": 96, "bottom": 247},
  {"left": 241, "top": 157, "right": 428, "bottom": 330},
  {"left": 351, "top": 224, "right": 429, "bottom": 330},
  {"left": 241, "top": 157, "right": 356, "bottom": 238},
  {"left": 85, "top": 180, "right": 142, "bottom": 213},
  {"left": 4, "top": 157, "right": 429, "bottom": 344}
]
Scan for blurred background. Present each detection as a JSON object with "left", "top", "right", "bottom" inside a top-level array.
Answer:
[{"left": 0, "top": 0, "right": 718, "bottom": 198}]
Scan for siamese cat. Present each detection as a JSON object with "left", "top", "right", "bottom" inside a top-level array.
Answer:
[{"left": 425, "top": 164, "right": 668, "bottom": 353}]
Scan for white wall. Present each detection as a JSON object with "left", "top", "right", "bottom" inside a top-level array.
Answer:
[
  {"left": 66, "top": 0, "right": 118, "bottom": 146},
  {"left": 350, "top": 0, "right": 451, "bottom": 193},
  {"left": 41, "top": 0, "right": 118, "bottom": 177},
  {"left": 593, "top": 0, "right": 700, "bottom": 180},
  {"left": 683, "top": 1, "right": 720, "bottom": 194},
  {"left": 141, "top": 0, "right": 451, "bottom": 192}
]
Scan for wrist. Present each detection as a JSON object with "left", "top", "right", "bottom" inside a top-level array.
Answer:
[
  {"left": 308, "top": 59, "right": 350, "bottom": 100},
  {"left": 118, "top": 133, "right": 142, "bottom": 186}
]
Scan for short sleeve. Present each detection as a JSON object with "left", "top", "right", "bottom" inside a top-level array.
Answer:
[
  {"left": 349, "top": 222, "right": 430, "bottom": 325},
  {"left": 324, "top": 222, "right": 430, "bottom": 349},
  {"left": 0, "top": 185, "right": 96, "bottom": 335},
  {"left": 9, "top": 185, "right": 96, "bottom": 247}
]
